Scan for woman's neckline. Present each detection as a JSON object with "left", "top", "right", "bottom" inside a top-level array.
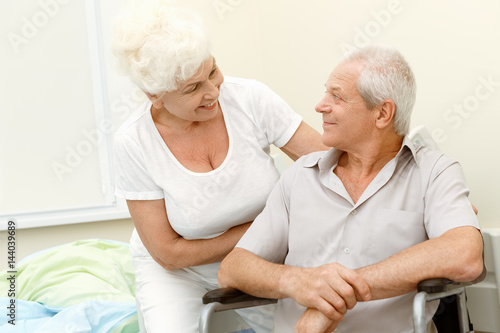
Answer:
[{"left": 147, "top": 99, "right": 233, "bottom": 176}]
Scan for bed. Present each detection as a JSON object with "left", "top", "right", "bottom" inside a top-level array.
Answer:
[{"left": 0, "top": 239, "right": 138, "bottom": 332}]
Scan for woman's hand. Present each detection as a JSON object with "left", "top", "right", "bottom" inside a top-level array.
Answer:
[
  {"left": 127, "top": 199, "right": 253, "bottom": 270},
  {"left": 295, "top": 308, "right": 338, "bottom": 333}
]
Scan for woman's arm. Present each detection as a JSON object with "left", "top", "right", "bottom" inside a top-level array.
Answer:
[
  {"left": 127, "top": 199, "right": 251, "bottom": 270},
  {"left": 280, "top": 121, "right": 329, "bottom": 161}
]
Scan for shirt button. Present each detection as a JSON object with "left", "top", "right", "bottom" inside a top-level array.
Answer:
[
  {"left": 344, "top": 248, "right": 351, "bottom": 254},
  {"left": 351, "top": 210, "right": 357, "bottom": 215}
]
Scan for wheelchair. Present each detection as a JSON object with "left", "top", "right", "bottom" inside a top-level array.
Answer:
[{"left": 200, "top": 268, "right": 486, "bottom": 333}]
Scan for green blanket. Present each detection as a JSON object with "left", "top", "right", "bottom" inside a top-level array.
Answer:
[{"left": 0, "top": 239, "right": 138, "bottom": 332}]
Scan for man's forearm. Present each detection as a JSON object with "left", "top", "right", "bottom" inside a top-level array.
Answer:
[
  {"left": 356, "top": 226, "right": 484, "bottom": 300},
  {"left": 219, "top": 247, "right": 371, "bottom": 322},
  {"left": 218, "top": 247, "right": 290, "bottom": 299}
]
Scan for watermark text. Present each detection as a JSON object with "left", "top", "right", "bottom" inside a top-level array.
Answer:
[{"left": 6, "top": 220, "right": 17, "bottom": 325}]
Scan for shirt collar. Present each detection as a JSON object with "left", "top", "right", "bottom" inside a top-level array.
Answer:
[
  {"left": 397, "top": 135, "right": 420, "bottom": 167},
  {"left": 303, "top": 135, "right": 420, "bottom": 170}
]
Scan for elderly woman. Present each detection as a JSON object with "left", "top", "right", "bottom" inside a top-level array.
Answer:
[{"left": 111, "top": 2, "right": 326, "bottom": 332}]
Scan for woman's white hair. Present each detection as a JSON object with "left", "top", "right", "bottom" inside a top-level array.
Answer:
[
  {"left": 340, "top": 45, "right": 416, "bottom": 136},
  {"left": 112, "top": 0, "right": 211, "bottom": 95}
]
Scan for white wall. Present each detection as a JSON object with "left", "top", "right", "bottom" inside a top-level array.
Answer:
[{"left": 1, "top": 0, "right": 499, "bottom": 267}]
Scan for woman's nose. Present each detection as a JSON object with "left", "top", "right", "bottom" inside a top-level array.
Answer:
[{"left": 205, "top": 80, "right": 220, "bottom": 98}]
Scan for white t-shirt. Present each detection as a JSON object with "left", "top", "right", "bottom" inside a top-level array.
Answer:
[{"left": 114, "top": 77, "right": 302, "bottom": 247}]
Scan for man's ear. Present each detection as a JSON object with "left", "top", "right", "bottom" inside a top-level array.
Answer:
[
  {"left": 375, "top": 99, "right": 396, "bottom": 130},
  {"left": 145, "top": 92, "right": 164, "bottom": 109}
]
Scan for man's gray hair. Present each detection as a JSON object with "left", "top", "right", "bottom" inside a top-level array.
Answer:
[{"left": 340, "top": 45, "right": 416, "bottom": 136}]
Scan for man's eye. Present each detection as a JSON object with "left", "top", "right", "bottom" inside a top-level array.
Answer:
[{"left": 324, "top": 91, "right": 340, "bottom": 100}]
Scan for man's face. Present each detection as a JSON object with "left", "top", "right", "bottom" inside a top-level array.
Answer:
[{"left": 315, "top": 61, "right": 376, "bottom": 149}]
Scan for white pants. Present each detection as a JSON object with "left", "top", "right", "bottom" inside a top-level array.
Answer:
[{"left": 131, "top": 232, "right": 274, "bottom": 333}]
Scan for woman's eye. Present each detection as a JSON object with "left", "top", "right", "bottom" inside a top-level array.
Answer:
[
  {"left": 209, "top": 67, "right": 218, "bottom": 77},
  {"left": 186, "top": 84, "right": 199, "bottom": 94}
]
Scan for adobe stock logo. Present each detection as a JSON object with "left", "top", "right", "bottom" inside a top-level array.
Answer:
[
  {"left": 432, "top": 75, "right": 500, "bottom": 144},
  {"left": 213, "top": 0, "right": 244, "bottom": 21},
  {"left": 340, "top": 0, "right": 406, "bottom": 54},
  {"left": 51, "top": 119, "right": 114, "bottom": 182},
  {"left": 7, "top": 0, "right": 72, "bottom": 53},
  {"left": 51, "top": 88, "right": 145, "bottom": 182}
]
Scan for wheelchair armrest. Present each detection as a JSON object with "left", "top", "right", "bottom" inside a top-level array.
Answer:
[
  {"left": 202, "top": 287, "right": 277, "bottom": 305},
  {"left": 200, "top": 288, "right": 277, "bottom": 333},
  {"left": 203, "top": 265, "right": 487, "bottom": 305},
  {"left": 417, "top": 278, "right": 455, "bottom": 293},
  {"left": 413, "top": 265, "right": 486, "bottom": 332},
  {"left": 417, "top": 264, "right": 487, "bottom": 294}
]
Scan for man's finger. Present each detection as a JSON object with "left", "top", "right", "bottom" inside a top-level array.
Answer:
[
  {"left": 329, "top": 280, "right": 357, "bottom": 310},
  {"left": 339, "top": 268, "right": 371, "bottom": 302},
  {"left": 321, "top": 292, "right": 348, "bottom": 315},
  {"left": 316, "top": 298, "right": 345, "bottom": 322}
]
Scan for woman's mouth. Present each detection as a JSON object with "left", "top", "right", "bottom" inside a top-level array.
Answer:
[{"left": 199, "top": 100, "right": 217, "bottom": 110}]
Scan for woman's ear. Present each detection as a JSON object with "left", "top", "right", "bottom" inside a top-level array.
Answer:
[
  {"left": 145, "top": 92, "right": 164, "bottom": 109},
  {"left": 375, "top": 99, "right": 396, "bottom": 130}
]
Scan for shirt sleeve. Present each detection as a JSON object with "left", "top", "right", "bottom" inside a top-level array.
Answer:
[
  {"left": 236, "top": 160, "right": 302, "bottom": 264},
  {"left": 424, "top": 155, "right": 480, "bottom": 238},
  {"left": 249, "top": 80, "right": 302, "bottom": 148},
  {"left": 113, "top": 133, "right": 164, "bottom": 200}
]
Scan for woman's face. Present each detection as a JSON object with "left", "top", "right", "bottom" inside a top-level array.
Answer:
[{"left": 153, "top": 56, "right": 224, "bottom": 123}]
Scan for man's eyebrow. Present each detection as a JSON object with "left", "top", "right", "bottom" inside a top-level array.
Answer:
[{"left": 325, "top": 84, "right": 343, "bottom": 92}]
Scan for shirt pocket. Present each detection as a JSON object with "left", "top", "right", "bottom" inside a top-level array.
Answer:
[{"left": 368, "top": 208, "right": 427, "bottom": 261}]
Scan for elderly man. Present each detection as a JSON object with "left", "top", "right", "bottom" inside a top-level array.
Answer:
[{"left": 218, "top": 45, "right": 484, "bottom": 332}]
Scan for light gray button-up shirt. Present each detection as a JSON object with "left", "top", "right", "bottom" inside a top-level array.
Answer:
[{"left": 237, "top": 136, "right": 480, "bottom": 332}]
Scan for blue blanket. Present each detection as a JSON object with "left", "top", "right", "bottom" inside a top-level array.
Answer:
[{"left": 0, "top": 298, "right": 137, "bottom": 332}]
